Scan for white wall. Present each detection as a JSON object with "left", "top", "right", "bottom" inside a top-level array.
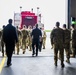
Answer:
[{"left": 0, "top": 0, "right": 67, "bottom": 29}]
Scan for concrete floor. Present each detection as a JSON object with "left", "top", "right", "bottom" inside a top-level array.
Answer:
[
  {"left": 0, "top": 32, "right": 76, "bottom": 75},
  {"left": 1, "top": 55, "right": 76, "bottom": 75}
]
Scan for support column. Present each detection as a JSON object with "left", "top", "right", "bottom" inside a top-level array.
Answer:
[{"left": 67, "top": 0, "right": 71, "bottom": 29}]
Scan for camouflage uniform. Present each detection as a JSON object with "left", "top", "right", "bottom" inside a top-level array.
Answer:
[
  {"left": 26, "top": 26, "right": 32, "bottom": 51},
  {"left": 70, "top": 29, "right": 73, "bottom": 54},
  {"left": 50, "top": 27, "right": 55, "bottom": 49},
  {"left": 71, "top": 29, "right": 76, "bottom": 57},
  {"left": 28, "top": 29, "right": 32, "bottom": 51},
  {"left": 50, "top": 32, "right": 53, "bottom": 48},
  {"left": 21, "top": 28, "right": 28, "bottom": 54},
  {"left": 1, "top": 29, "right": 5, "bottom": 56},
  {"left": 0, "top": 31, "right": 2, "bottom": 52},
  {"left": 63, "top": 29, "right": 71, "bottom": 63},
  {"left": 16, "top": 29, "right": 22, "bottom": 55},
  {"left": 25, "top": 29, "right": 29, "bottom": 49},
  {"left": 51, "top": 27, "right": 64, "bottom": 67},
  {"left": 42, "top": 31, "right": 46, "bottom": 49}
]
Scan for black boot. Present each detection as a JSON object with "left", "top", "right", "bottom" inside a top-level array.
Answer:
[{"left": 61, "top": 64, "right": 65, "bottom": 68}]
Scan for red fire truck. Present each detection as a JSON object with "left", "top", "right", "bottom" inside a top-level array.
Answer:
[
  {"left": 14, "top": 11, "right": 37, "bottom": 29},
  {"left": 14, "top": 11, "right": 44, "bottom": 29}
]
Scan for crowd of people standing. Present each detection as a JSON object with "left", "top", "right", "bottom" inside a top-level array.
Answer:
[
  {"left": 0, "top": 19, "right": 76, "bottom": 68},
  {"left": 50, "top": 22, "right": 76, "bottom": 68},
  {"left": 0, "top": 19, "right": 46, "bottom": 67}
]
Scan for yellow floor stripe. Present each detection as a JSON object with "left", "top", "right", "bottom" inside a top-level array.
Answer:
[{"left": 0, "top": 56, "right": 6, "bottom": 73}]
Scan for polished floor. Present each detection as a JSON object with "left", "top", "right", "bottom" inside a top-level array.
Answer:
[{"left": 1, "top": 53, "right": 76, "bottom": 75}]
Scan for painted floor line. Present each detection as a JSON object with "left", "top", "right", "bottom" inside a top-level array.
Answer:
[{"left": 0, "top": 56, "right": 6, "bottom": 74}]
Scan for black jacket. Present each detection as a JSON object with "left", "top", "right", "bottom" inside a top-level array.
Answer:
[{"left": 3, "top": 24, "right": 18, "bottom": 50}]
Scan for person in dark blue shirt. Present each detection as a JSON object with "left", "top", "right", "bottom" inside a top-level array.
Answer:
[{"left": 31, "top": 24, "right": 42, "bottom": 56}]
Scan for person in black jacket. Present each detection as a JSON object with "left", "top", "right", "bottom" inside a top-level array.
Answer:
[
  {"left": 31, "top": 24, "right": 42, "bottom": 56},
  {"left": 3, "top": 19, "right": 18, "bottom": 67}
]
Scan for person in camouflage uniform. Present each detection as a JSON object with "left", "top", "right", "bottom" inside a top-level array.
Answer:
[
  {"left": 0, "top": 30, "right": 2, "bottom": 52},
  {"left": 63, "top": 24, "right": 71, "bottom": 63},
  {"left": 16, "top": 26, "right": 22, "bottom": 55},
  {"left": 42, "top": 30, "right": 46, "bottom": 49},
  {"left": 25, "top": 27, "right": 29, "bottom": 49},
  {"left": 50, "top": 22, "right": 64, "bottom": 68},
  {"left": 1, "top": 25, "right": 6, "bottom": 56},
  {"left": 21, "top": 25, "right": 28, "bottom": 54},
  {"left": 50, "top": 27, "right": 55, "bottom": 49},
  {"left": 70, "top": 24, "right": 76, "bottom": 57},
  {"left": 27, "top": 25, "right": 32, "bottom": 51}
]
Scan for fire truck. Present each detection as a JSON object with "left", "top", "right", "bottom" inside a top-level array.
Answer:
[{"left": 14, "top": 11, "right": 44, "bottom": 29}]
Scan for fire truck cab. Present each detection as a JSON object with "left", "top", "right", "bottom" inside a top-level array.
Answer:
[{"left": 21, "top": 11, "right": 37, "bottom": 29}]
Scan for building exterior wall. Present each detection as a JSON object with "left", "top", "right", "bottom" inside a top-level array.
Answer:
[{"left": 71, "top": 0, "right": 76, "bottom": 17}]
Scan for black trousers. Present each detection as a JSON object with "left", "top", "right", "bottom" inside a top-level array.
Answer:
[
  {"left": 39, "top": 41, "right": 42, "bottom": 52},
  {"left": 1, "top": 42, "right": 5, "bottom": 56},
  {"left": 6, "top": 44, "right": 15, "bottom": 65},
  {"left": 32, "top": 39, "right": 39, "bottom": 56},
  {"left": 6, "top": 50, "right": 13, "bottom": 65}
]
